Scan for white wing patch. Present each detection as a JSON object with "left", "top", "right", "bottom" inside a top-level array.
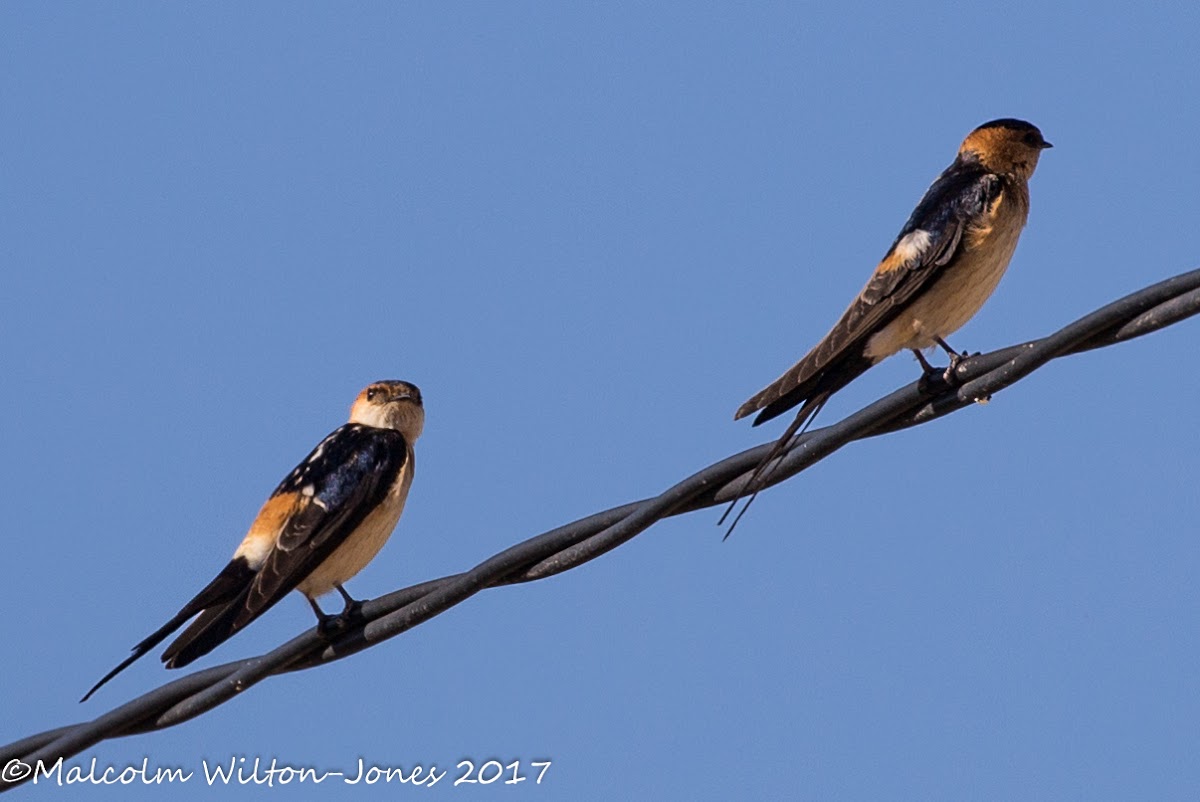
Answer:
[
  {"left": 892, "top": 229, "right": 931, "bottom": 265},
  {"left": 233, "top": 534, "right": 274, "bottom": 568}
]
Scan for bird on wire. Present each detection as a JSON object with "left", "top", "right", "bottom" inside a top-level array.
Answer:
[
  {"left": 723, "top": 118, "right": 1052, "bottom": 536},
  {"left": 83, "top": 380, "right": 424, "bottom": 701}
]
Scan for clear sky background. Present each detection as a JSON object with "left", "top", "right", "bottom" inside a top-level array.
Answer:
[{"left": 3, "top": 3, "right": 1199, "bottom": 800}]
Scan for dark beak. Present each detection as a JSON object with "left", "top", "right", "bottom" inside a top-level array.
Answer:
[{"left": 1040, "top": 140, "right": 1053, "bottom": 149}]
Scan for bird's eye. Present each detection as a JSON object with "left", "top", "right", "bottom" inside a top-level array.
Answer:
[
  {"left": 366, "top": 388, "right": 379, "bottom": 401},
  {"left": 1023, "top": 132, "right": 1040, "bottom": 146}
]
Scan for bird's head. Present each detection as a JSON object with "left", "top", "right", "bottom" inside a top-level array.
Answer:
[
  {"left": 958, "top": 118, "right": 1052, "bottom": 181},
  {"left": 350, "top": 380, "right": 424, "bottom": 441}
]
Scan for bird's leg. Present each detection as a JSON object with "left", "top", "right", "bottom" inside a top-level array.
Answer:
[
  {"left": 933, "top": 336, "right": 970, "bottom": 383},
  {"left": 934, "top": 335, "right": 967, "bottom": 363},
  {"left": 334, "top": 583, "right": 365, "bottom": 623},
  {"left": 308, "top": 596, "right": 341, "bottom": 636},
  {"left": 912, "top": 348, "right": 937, "bottom": 375},
  {"left": 913, "top": 348, "right": 942, "bottom": 394},
  {"left": 308, "top": 587, "right": 364, "bottom": 637}
]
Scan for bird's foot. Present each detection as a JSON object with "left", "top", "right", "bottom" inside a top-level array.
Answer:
[
  {"left": 942, "top": 351, "right": 965, "bottom": 383},
  {"left": 335, "top": 585, "right": 365, "bottom": 623},
  {"left": 315, "top": 612, "right": 344, "bottom": 637},
  {"left": 913, "top": 349, "right": 946, "bottom": 395},
  {"left": 942, "top": 349, "right": 982, "bottom": 385},
  {"left": 933, "top": 337, "right": 976, "bottom": 384},
  {"left": 311, "top": 589, "right": 366, "bottom": 637},
  {"left": 316, "top": 606, "right": 364, "bottom": 637},
  {"left": 340, "top": 598, "right": 365, "bottom": 623}
]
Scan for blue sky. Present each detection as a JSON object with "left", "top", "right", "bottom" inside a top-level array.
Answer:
[{"left": 3, "top": 3, "right": 1199, "bottom": 799}]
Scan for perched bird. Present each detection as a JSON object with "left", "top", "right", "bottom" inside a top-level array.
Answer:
[
  {"left": 725, "top": 118, "right": 1051, "bottom": 532},
  {"left": 83, "top": 380, "right": 424, "bottom": 701}
]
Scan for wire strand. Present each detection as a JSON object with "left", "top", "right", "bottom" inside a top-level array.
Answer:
[{"left": 3, "top": 267, "right": 1199, "bottom": 792}]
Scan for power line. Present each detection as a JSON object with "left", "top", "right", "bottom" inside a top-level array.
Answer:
[{"left": 3, "top": 266, "right": 1199, "bottom": 792}]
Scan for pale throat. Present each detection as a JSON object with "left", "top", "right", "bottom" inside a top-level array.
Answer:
[{"left": 349, "top": 401, "right": 424, "bottom": 441}]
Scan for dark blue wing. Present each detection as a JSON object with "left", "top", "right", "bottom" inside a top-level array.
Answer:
[
  {"left": 242, "top": 424, "right": 408, "bottom": 623},
  {"left": 736, "top": 161, "right": 1002, "bottom": 424},
  {"left": 859, "top": 163, "right": 1000, "bottom": 305},
  {"left": 159, "top": 424, "right": 408, "bottom": 667}
]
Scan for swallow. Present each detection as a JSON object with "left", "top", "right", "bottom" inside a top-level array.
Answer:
[
  {"left": 83, "top": 380, "right": 424, "bottom": 701},
  {"left": 724, "top": 118, "right": 1051, "bottom": 533}
]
